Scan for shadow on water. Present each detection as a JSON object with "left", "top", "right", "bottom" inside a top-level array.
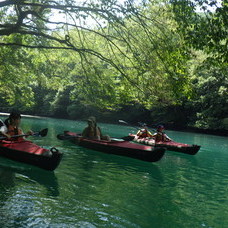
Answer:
[
  {"left": 165, "top": 149, "right": 199, "bottom": 167},
  {"left": 64, "top": 143, "right": 165, "bottom": 184},
  {"left": 0, "top": 159, "right": 59, "bottom": 228},
  {"left": 0, "top": 158, "right": 60, "bottom": 197},
  {"left": 0, "top": 168, "right": 15, "bottom": 227},
  {"left": 0, "top": 166, "right": 16, "bottom": 189}
]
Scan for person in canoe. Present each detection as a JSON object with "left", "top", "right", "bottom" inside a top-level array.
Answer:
[
  {"left": 82, "top": 116, "right": 110, "bottom": 141},
  {"left": 152, "top": 125, "right": 172, "bottom": 142},
  {"left": 135, "top": 124, "right": 153, "bottom": 139},
  {"left": 3, "top": 111, "right": 33, "bottom": 141}
]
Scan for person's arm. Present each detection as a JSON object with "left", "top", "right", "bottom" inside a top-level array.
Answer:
[
  {"left": 98, "top": 127, "right": 111, "bottom": 141},
  {"left": 136, "top": 130, "right": 141, "bottom": 136},
  {"left": 147, "top": 130, "right": 153, "bottom": 137},
  {"left": 164, "top": 134, "right": 172, "bottom": 141},
  {"left": 0, "top": 125, "right": 11, "bottom": 139},
  {"left": 149, "top": 133, "right": 156, "bottom": 142},
  {"left": 24, "top": 130, "right": 34, "bottom": 138},
  {"left": 95, "top": 127, "right": 101, "bottom": 140},
  {"left": 82, "top": 127, "right": 88, "bottom": 138},
  {"left": 0, "top": 132, "right": 11, "bottom": 139}
]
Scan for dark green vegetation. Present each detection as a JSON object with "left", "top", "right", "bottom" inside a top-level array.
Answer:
[{"left": 0, "top": 0, "right": 227, "bottom": 132}]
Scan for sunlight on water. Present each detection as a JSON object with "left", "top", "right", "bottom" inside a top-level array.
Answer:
[{"left": 0, "top": 115, "right": 227, "bottom": 227}]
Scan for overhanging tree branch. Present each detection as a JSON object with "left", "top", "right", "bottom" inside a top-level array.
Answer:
[{"left": 0, "top": 0, "right": 144, "bottom": 90}]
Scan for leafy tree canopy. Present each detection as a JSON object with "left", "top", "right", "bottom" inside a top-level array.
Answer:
[
  {"left": 0, "top": 0, "right": 193, "bottom": 109},
  {"left": 171, "top": 0, "right": 228, "bottom": 63}
]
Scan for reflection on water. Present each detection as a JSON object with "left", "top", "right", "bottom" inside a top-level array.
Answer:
[
  {"left": 0, "top": 166, "right": 16, "bottom": 189},
  {"left": 0, "top": 162, "right": 59, "bottom": 197},
  {"left": 0, "top": 161, "right": 60, "bottom": 228}
]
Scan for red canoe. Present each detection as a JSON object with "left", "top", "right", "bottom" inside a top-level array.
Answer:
[
  {"left": 57, "top": 131, "right": 166, "bottom": 162},
  {"left": 122, "top": 134, "right": 200, "bottom": 155},
  {"left": 0, "top": 140, "right": 63, "bottom": 171}
]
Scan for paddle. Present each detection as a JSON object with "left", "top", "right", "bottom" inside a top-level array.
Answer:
[
  {"left": 118, "top": 119, "right": 159, "bottom": 141},
  {"left": 118, "top": 120, "right": 142, "bottom": 141},
  {"left": 0, "top": 128, "right": 48, "bottom": 140},
  {"left": 119, "top": 119, "right": 157, "bottom": 132},
  {"left": 118, "top": 120, "right": 140, "bottom": 130}
]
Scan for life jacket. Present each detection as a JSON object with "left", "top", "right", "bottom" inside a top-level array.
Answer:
[
  {"left": 154, "top": 131, "right": 165, "bottom": 142},
  {"left": 136, "top": 129, "right": 152, "bottom": 139},
  {"left": 7, "top": 125, "right": 23, "bottom": 141}
]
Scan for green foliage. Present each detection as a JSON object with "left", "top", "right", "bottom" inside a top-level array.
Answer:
[
  {"left": 171, "top": 0, "right": 228, "bottom": 63},
  {"left": 67, "top": 103, "right": 100, "bottom": 120},
  {"left": 62, "top": 1, "right": 193, "bottom": 109},
  {"left": 0, "top": 42, "right": 35, "bottom": 109},
  {"left": 191, "top": 61, "right": 228, "bottom": 129}
]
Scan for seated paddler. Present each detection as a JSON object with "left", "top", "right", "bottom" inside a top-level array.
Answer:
[
  {"left": 82, "top": 116, "right": 110, "bottom": 141},
  {"left": 152, "top": 125, "right": 172, "bottom": 142},
  {"left": 135, "top": 124, "right": 153, "bottom": 139},
  {"left": 3, "top": 111, "right": 33, "bottom": 141}
]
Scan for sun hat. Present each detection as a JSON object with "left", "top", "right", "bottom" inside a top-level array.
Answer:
[
  {"left": 87, "top": 116, "right": 96, "bottom": 123},
  {"left": 157, "top": 125, "right": 164, "bottom": 130}
]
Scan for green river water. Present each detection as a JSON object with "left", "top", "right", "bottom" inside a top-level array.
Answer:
[{"left": 0, "top": 115, "right": 227, "bottom": 228}]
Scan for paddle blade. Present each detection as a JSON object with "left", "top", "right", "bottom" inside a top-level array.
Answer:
[
  {"left": 118, "top": 120, "right": 128, "bottom": 124},
  {"left": 118, "top": 120, "right": 140, "bottom": 130},
  {"left": 57, "top": 134, "right": 65, "bottom": 140},
  {"left": 38, "top": 128, "right": 48, "bottom": 137},
  {"left": 57, "top": 134, "right": 75, "bottom": 140}
]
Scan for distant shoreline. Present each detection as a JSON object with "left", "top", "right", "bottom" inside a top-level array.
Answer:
[
  {"left": 1, "top": 112, "right": 227, "bottom": 137},
  {"left": 165, "top": 125, "right": 228, "bottom": 137},
  {"left": 0, "top": 112, "right": 47, "bottom": 119}
]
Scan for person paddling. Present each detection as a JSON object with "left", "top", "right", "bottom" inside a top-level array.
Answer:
[
  {"left": 152, "top": 125, "right": 172, "bottom": 142},
  {"left": 82, "top": 116, "right": 110, "bottom": 141},
  {"left": 135, "top": 124, "right": 153, "bottom": 139},
  {"left": 3, "top": 111, "right": 33, "bottom": 141}
]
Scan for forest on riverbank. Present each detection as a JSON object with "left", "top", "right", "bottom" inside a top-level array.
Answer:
[{"left": 0, "top": 0, "right": 227, "bottom": 134}]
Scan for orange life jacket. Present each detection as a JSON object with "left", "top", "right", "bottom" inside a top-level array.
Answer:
[
  {"left": 136, "top": 129, "right": 152, "bottom": 139},
  {"left": 7, "top": 125, "right": 24, "bottom": 141},
  {"left": 154, "top": 132, "right": 165, "bottom": 142}
]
